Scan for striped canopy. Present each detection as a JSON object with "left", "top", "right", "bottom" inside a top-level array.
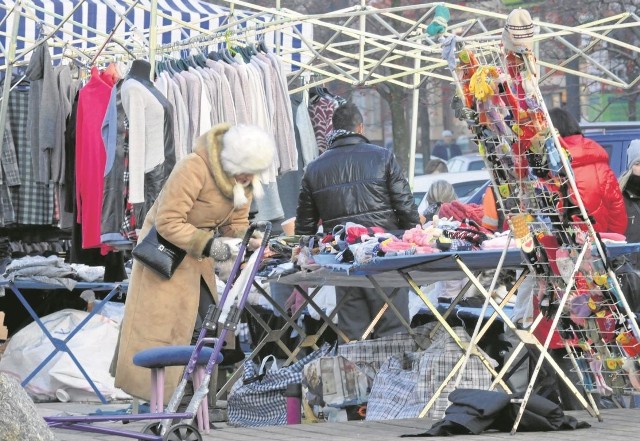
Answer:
[{"left": 0, "top": 0, "right": 309, "bottom": 70}]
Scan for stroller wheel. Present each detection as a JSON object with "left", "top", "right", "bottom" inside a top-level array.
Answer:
[
  {"left": 141, "top": 421, "right": 162, "bottom": 435},
  {"left": 164, "top": 423, "right": 202, "bottom": 441}
]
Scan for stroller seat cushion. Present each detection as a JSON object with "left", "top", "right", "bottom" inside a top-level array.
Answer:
[{"left": 133, "top": 345, "right": 223, "bottom": 369}]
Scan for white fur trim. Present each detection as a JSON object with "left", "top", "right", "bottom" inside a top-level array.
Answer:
[
  {"left": 220, "top": 125, "right": 275, "bottom": 176},
  {"left": 251, "top": 175, "right": 264, "bottom": 199},
  {"left": 233, "top": 182, "right": 249, "bottom": 208}
]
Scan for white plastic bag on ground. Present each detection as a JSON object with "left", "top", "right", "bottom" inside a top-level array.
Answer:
[{"left": 0, "top": 309, "right": 129, "bottom": 402}]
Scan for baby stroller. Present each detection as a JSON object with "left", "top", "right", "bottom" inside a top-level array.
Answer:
[{"left": 45, "top": 221, "right": 272, "bottom": 440}]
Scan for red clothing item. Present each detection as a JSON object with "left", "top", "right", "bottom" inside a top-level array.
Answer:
[
  {"left": 76, "top": 67, "right": 113, "bottom": 249},
  {"left": 559, "top": 134, "right": 627, "bottom": 234}
]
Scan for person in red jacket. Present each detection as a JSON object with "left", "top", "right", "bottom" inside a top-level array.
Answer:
[
  {"left": 548, "top": 108, "right": 627, "bottom": 235},
  {"left": 524, "top": 108, "right": 627, "bottom": 409}
]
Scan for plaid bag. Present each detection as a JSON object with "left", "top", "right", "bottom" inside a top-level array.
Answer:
[
  {"left": 366, "top": 326, "right": 496, "bottom": 421},
  {"left": 227, "top": 343, "right": 331, "bottom": 427},
  {"left": 336, "top": 323, "right": 436, "bottom": 370},
  {"left": 300, "top": 324, "right": 436, "bottom": 421}
]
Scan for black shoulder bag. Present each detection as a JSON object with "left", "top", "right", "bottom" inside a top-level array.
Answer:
[{"left": 131, "top": 226, "right": 187, "bottom": 279}]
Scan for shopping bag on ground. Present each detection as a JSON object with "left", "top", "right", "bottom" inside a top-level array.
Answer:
[
  {"left": 336, "top": 322, "right": 435, "bottom": 370},
  {"left": 366, "top": 326, "right": 496, "bottom": 420},
  {"left": 302, "top": 354, "right": 372, "bottom": 412},
  {"left": 227, "top": 343, "right": 331, "bottom": 427}
]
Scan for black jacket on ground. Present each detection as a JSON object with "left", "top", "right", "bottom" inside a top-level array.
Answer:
[
  {"left": 401, "top": 388, "right": 590, "bottom": 437},
  {"left": 295, "top": 134, "right": 420, "bottom": 234}
]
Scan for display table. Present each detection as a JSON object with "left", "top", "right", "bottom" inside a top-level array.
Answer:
[
  {"left": 218, "top": 242, "right": 640, "bottom": 416},
  {"left": 0, "top": 279, "right": 128, "bottom": 403}
]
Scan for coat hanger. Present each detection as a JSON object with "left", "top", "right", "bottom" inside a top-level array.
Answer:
[
  {"left": 257, "top": 38, "right": 269, "bottom": 54},
  {"left": 177, "top": 49, "right": 190, "bottom": 71},
  {"left": 219, "top": 47, "right": 236, "bottom": 64},
  {"left": 234, "top": 45, "right": 251, "bottom": 63},
  {"left": 247, "top": 42, "right": 259, "bottom": 56},
  {"left": 194, "top": 51, "right": 208, "bottom": 68}
]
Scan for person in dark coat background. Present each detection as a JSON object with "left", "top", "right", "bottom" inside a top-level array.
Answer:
[
  {"left": 619, "top": 139, "right": 640, "bottom": 268},
  {"left": 432, "top": 130, "right": 462, "bottom": 161},
  {"left": 295, "top": 102, "right": 420, "bottom": 340}
]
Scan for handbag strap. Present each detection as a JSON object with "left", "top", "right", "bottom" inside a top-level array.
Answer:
[
  {"left": 242, "top": 355, "right": 278, "bottom": 385},
  {"left": 212, "top": 207, "right": 235, "bottom": 236},
  {"left": 258, "top": 355, "right": 279, "bottom": 375}
]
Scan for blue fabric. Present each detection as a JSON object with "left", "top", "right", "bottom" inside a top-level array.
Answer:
[
  {"left": 101, "top": 85, "right": 118, "bottom": 175},
  {"left": 133, "top": 345, "right": 222, "bottom": 369}
]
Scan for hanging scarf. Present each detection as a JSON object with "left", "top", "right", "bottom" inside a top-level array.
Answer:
[{"left": 326, "top": 129, "right": 359, "bottom": 147}]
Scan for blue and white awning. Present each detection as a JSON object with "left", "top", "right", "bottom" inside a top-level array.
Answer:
[{"left": 0, "top": 0, "right": 310, "bottom": 71}]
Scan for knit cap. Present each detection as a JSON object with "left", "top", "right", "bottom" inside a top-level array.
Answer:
[
  {"left": 502, "top": 8, "right": 535, "bottom": 53},
  {"left": 627, "top": 139, "right": 640, "bottom": 168}
]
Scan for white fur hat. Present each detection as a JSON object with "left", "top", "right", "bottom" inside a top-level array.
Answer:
[
  {"left": 627, "top": 139, "right": 640, "bottom": 168},
  {"left": 220, "top": 125, "right": 275, "bottom": 207},
  {"left": 502, "top": 8, "right": 535, "bottom": 53}
]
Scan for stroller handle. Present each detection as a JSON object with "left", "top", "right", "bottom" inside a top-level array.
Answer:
[{"left": 243, "top": 221, "right": 272, "bottom": 248}]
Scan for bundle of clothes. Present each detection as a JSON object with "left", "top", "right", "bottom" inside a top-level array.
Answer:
[{"left": 257, "top": 198, "right": 516, "bottom": 272}]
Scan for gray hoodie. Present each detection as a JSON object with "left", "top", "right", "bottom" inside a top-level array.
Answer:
[{"left": 25, "top": 40, "right": 59, "bottom": 184}]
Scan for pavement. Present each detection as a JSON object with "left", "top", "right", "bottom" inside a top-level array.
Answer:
[{"left": 36, "top": 400, "right": 640, "bottom": 441}]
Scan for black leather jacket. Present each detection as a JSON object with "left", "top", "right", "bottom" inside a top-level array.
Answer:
[{"left": 295, "top": 134, "right": 420, "bottom": 234}]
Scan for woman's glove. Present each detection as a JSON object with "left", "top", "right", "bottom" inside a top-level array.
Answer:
[
  {"left": 248, "top": 231, "right": 264, "bottom": 251},
  {"left": 208, "top": 238, "right": 231, "bottom": 262}
]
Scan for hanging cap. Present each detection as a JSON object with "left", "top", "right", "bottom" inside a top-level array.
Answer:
[{"left": 502, "top": 9, "right": 535, "bottom": 53}]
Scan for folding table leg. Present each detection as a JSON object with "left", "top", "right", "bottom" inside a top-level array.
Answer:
[
  {"left": 453, "top": 251, "right": 601, "bottom": 433},
  {"left": 401, "top": 272, "right": 511, "bottom": 408},
  {"left": 447, "top": 268, "right": 528, "bottom": 391},
  {"left": 365, "top": 277, "right": 413, "bottom": 335},
  {"left": 243, "top": 303, "right": 301, "bottom": 360},
  {"left": 9, "top": 283, "right": 123, "bottom": 404},
  {"left": 294, "top": 285, "right": 352, "bottom": 344},
  {"left": 215, "top": 284, "right": 350, "bottom": 402}
]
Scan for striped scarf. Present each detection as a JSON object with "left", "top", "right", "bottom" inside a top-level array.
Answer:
[{"left": 326, "top": 129, "right": 358, "bottom": 147}]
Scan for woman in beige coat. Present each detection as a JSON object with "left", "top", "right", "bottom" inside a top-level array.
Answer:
[{"left": 114, "top": 123, "right": 275, "bottom": 403}]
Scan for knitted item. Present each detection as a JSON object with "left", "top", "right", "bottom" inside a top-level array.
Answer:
[
  {"left": 510, "top": 213, "right": 529, "bottom": 240},
  {"left": 426, "top": 4, "right": 450, "bottom": 37},
  {"left": 438, "top": 201, "right": 484, "bottom": 225},
  {"left": 209, "top": 238, "right": 231, "bottom": 261}
]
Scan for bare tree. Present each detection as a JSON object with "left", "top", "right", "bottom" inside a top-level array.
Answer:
[
  {"left": 529, "top": 0, "right": 640, "bottom": 121},
  {"left": 202, "top": 0, "right": 640, "bottom": 171}
]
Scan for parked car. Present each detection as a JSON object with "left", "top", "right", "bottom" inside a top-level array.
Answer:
[
  {"left": 447, "top": 153, "right": 486, "bottom": 172},
  {"left": 581, "top": 122, "right": 640, "bottom": 177},
  {"left": 412, "top": 170, "right": 490, "bottom": 214},
  {"left": 414, "top": 153, "right": 442, "bottom": 176}
]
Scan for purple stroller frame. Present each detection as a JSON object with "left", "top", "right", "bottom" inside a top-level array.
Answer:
[{"left": 44, "top": 221, "right": 273, "bottom": 440}]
